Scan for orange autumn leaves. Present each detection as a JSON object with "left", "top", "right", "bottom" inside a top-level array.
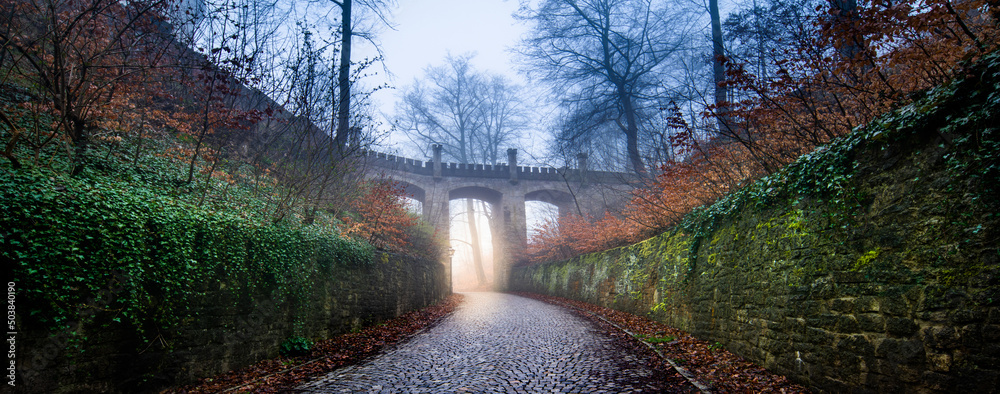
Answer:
[
  {"left": 526, "top": 0, "right": 999, "bottom": 265},
  {"left": 340, "top": 179, "right": 439, "bottom": 257},
  {"left": 525, "top": 156, "right": 735, "bottom": 264}
]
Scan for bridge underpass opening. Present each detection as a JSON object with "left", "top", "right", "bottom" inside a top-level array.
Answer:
[
  {"left": 525, "top": 188, "right": 577, "bottom": 241},
  {"left": 402, "top": 196, "right": 422, "bottom": 215},
  {"left": 397, "top": 181, "right": 426, "bottom": 215},
  {"left": 525, "top": 200, "right": 560, "bottom": 240},
  {"left": 449, "top": 198, "right": 495, "bottom": 291}
]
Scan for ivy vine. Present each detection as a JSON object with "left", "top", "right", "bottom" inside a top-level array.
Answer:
[
  {"left": 1, "top": 167, "right": 373, "bottom": 350},
  {"left": 676, "top": 50, "right": 1000, "bottom": 274}
]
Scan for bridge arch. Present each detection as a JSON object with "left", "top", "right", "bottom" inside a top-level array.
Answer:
[
  {"left": 525, "top": 189, "right": 578, "bottom": 217},
  {"left": 393, "top": 180, "right": 426, "bottom": 204},
  {"left": 362, "top": 148, "right": 634, "bottom": 290},
  {"left": 449, "top": 186, "right": 502, "bottom": 206}
]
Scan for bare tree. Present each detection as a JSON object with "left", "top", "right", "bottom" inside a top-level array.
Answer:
[
  {"left": 517, "top": 0, "right": 694, "bottom": 174},
  {"left": 173, "top": 0, "right": 286, "bottom": 185},
  {"left": 394, "top": 54, "right": 528, "bottom": 287},
  {"left": 395, "top": 53, "right": 485, "bottom": 163},
  {"left": 243, "top": 21, "right": 385, "bottom": 222},
  {"left": 0, "top": 0, "right": 175, "bottom": 174},
  {"left": 472, "top": 75, "right": 529, "bottom": 165},
  {"left": 330, "top": 0, "right": 395, "bottom": 149},
  {"left": 723, "top": 0, "right": 818, "bottom": 82},
  {"left": 709, "top": 0, "right": 731, "bottom": 137}
]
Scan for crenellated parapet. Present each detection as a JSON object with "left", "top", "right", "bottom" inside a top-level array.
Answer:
[
  {"left": 359, "top": 149, "right": 634, "bottom": 184},
  {"left": 359, "top": 147, "right": 636, "bottom": 290}
]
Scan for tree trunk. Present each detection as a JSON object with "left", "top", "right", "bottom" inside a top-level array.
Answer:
[
  {"left": 829, "top": 0, "right": 862, "bottom": 61},
  {"left": 70, "top": 116, "right": 89, "bottom": 176},
  {"left": 618, "top": 87, "right": 646, "bottom": 175},
  {"left": 466, "top": 198, "right": 488, "bottom": 286},
  {"left": 2, "top": 110, "right": 23, "bottom": 170},
  {"left": 334, "top": 0, "right": 353, "bottom": 149},
  {"left": 709, "top": 0, "right": 733, "bottom": 139}
]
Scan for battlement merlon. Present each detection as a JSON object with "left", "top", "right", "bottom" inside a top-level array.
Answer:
[{"left": 359, "top": 149, "right": 636, "bottom": 184}]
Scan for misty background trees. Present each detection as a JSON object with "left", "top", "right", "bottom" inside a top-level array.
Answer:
[
  {"left": 515, "top": 0, "right": 701, "bottom": 175},
  {"left": 392, "top": 53, "right": 530, "bottom": 287},
  {"left": 394, "top": 53, "right": 528, "bottom": 164},
  {"left": 3, "top": 0, "right": 996, "bottom": 265}
]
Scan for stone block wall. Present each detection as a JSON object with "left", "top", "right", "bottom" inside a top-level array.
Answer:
[
  {"left": 511, "top": 95, "right": 1000, "bottom": 392},
  {"left": 15, "top": 252, "right": 448, "bottom": 393}
]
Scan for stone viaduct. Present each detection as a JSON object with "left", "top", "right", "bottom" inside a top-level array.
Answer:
[{"left": 362, "top": 145, "right": 636, "bottom": 289}]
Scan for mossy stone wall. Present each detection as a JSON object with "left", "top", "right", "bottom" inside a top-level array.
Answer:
[
  {"left": 512, "top": 55, "right": 1000, "bottom": 393},
  {"left": 15, "top": 252, "right": 448, "bottom": 393}
]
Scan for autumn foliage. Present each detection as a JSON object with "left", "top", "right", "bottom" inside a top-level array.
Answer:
[
  {"left": 340, "top": 178, "right": 441, "bottom": 258},
  {"left": 722, "top": 0, "right": 1000, "bottom": 166},
  {"left": 527, "top": 0, "right": 999, "bottom": 264},
  {"left": 0, "top": 0, "right": 440, "bottom": 256},
  {"left": 0, "top": 0, "right": 177, "bottom": 171}
]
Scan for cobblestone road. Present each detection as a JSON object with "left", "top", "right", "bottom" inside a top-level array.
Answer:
[{"left": 298, "top": 292, "right": 686, "bottom": 393}]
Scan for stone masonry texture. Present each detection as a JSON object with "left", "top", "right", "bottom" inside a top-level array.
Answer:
[
  {"left": 15, "top": 252, "right": 448, "bottom": 393},
  {"left": 511, "top": 83, "right": 1000, "bottom": 392},
  {"left": 298, "top": 292, "right": 686, "bottom": 393}
]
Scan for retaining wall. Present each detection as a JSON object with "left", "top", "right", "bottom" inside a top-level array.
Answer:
[
  {"left": 15, "top": 252, "right": 448, "bottom": 393},
  {"left": 511, "top": 66, "right": 1000, "bottom": 392}
]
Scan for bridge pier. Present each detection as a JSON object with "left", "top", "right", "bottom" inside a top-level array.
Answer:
[
  {"left": 493, "top": 193, "right": 527, "bottom": 290},
  {"left": 363, "top": 148, "right": 634, "bottom": 290}
]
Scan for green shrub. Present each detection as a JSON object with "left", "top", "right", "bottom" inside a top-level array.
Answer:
[
  {"left": 1, "top": 166, "right": 372, "bottom": 349},
  {"left": 279, "top": 336, "right": 314, "bottom": 357}
]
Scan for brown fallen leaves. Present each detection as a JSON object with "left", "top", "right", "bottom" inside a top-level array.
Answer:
[
  {"left": 518, "top": 292, "right": 812, "bottom": 394},
  {"left": 168, "top": 292, "right": 808, "bottom": 393},
  {"left": 165, "top": 294, "right": 463, "bottom": 393}
]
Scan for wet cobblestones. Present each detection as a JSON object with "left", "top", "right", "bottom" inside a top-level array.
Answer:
[{"left": 299, "top": 292, "right": 682, "bottom": 393}]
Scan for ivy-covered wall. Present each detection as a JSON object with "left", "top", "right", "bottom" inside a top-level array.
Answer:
[
  {"left": 511, "top": 53, "right": 1000, "bottom": 392},
  {"left": 2, "top": 166, "right": 449, "bottom": 393},
  {"left": 12, "top": 251, "right": 446, "bottom": 393}
]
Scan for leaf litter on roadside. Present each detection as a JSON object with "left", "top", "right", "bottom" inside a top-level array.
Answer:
[
  {"left": 518, "top": 292, "right": 811, "bottom": 393},
  {"left": 164, "top": 294, "right": 463, "bottom": 393}
]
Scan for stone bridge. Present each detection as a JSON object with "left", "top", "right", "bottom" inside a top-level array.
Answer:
[{"left": 361, "top": 145, "right": 636, "bottom": 288}]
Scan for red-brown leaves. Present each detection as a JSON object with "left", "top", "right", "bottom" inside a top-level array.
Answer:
[
  {"left": 526, "top": 0, "right": 999, "bottom": 266},
  {"left": 340, "top": 178, "right": 441, "bottom": 257},
  {"left": 527, "top": 213, "right": 640, "bottom": 263},
  {"left": 521, "top": 293, "right": 811, "bottom": 393},
  {"left": 167, "top": 294, "right": 463, "bottom": 393}
]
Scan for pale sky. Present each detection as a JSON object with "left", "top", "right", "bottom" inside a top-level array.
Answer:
[
  {"left": 373, "top": 0, "right": 525, "bottom": 85},
  {"left": 354, "top": 0, "right": 558, "bottom": 276},
  {"left": 355, "top": 0, "right": 544, "bottom": 159}
]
